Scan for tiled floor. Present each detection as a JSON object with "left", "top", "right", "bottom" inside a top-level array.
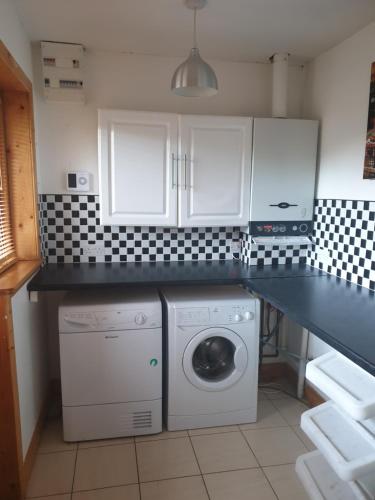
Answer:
[{"left": 27, "top": 391, "right": 314, "bottom": 499}]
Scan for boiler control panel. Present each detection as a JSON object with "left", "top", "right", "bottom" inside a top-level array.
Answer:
[{"left": 249, "top": 220, "right": 312, "bottom": 237}]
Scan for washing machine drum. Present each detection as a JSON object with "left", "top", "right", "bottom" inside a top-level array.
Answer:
[{"left": 183, "top": 327, "right": 248, "bottom": 391}]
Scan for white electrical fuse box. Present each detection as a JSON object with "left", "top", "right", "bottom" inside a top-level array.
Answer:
[{"left": 41, "top": 41, "right": 85, "bottom": 102}]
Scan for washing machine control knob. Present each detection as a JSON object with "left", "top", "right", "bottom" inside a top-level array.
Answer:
[
  {"left": 135, "top": 313, "right": 147, "bottom": 325},
  {"left": 233, "top": 314, "right": 243, "bottom": 322},
  {"left": 244, "top": 311, "right": 254, "bottom": 321}
]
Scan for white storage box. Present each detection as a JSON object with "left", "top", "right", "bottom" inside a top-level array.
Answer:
[
  {"left": 306, "top": 352, "right": 375, "bottom": 421},
  {"left": 301, "top": 401, "right": 375, "bottom": 481},
  {"left": 351, "top": 473, "right": 375, "bottom": 499},
  {"left": 296, "top": 450, "right": 371, "bottom": 500}
]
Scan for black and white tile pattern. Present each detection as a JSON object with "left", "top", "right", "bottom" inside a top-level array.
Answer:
[
  {"left": 39, "top": 195, "right": 241, "bottom": 263},
  {"left": 40, "top": 194, "right": 374, "bottom": 288},
  {"left": 240, "top": 232, "right": 308, "bottom": 266},
  {"left": 307, "top": 199, "right": 375, "bottom": 291}
]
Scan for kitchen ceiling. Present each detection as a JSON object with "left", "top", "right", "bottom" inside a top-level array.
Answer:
[{"left": 15, "top": 0, "right": 375, "bottom": 63}]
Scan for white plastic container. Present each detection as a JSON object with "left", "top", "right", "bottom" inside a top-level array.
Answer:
[
  {"left": 306, "top": 352, "right": 375, "bottom": 421},
  {"left": 301, "top": 401, "right": 375, "bottom": 481},
  {"left": 351, "top": 473, "right": 375, "bottom": 499},
  {"left": 296, "top": 451, "right": 370, "bottom": 500}
]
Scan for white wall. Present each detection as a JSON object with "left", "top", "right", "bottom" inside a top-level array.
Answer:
[
  {"left": 304, "top": 22, "right": 375, "bottom": 200},
  {"left": 0, "top": 0, "right": 32, "bottom": 79},
  {"left": 32, "top": 46, "right": 305, "bottom": 194},
  {"left": 283, "top": 317, "right": 332, "bottom": 373},
  {"left": 12, "top": 283, "right": 48, "bottom": 458}
]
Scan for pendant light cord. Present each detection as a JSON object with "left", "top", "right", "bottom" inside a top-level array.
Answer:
[{"left": 193, "top": 8, "right": 197, "bottom": 48}]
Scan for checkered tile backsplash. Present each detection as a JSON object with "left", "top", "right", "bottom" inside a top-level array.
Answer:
[
  {"left": 307, "top": 199, "right": 375, "bottom": 291},
  {"left": 39, "top": 195, "right": 374, "bottom": 288},
  {"left": 240, "top": 232, "right": 308, "bottom": 266},
  {"left": 39, "top": 194, "right": 241, "bottom": 263}
]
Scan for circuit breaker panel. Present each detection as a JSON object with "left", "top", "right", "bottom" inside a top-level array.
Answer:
[{"left": 41, "top": 41, "right": 84, "bottom": 102}]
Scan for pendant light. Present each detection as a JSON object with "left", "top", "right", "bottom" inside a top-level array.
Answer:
[{"left": 171, "top": 0, "right": 218, "bottom": 97}]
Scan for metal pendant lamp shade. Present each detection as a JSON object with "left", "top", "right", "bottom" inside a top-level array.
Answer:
[
  {"left": 172, "top": 48, "right": 218, "bottom": 97},
  {"left": 171, "top": 0, "right": 218, "bottom": 97}
]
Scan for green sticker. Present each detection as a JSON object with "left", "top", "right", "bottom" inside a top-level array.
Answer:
[{"left": 149, "top": 358, "right": 158, "bottom": 367}]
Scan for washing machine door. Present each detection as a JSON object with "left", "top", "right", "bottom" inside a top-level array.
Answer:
[{"left": 183, "top": 327, "right": 248, "bottom": 391}]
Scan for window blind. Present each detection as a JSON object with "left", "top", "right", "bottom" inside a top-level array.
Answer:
[{"left": 0, "top": 96, "right": 16, "bottom": 272}]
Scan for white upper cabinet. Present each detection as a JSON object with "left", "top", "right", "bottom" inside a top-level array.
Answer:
[
  {"left": 98, "top": 110, "right": 252, "bottom": 227},
  {"left": 99, "top": 110, "right": 178, "bottom": 226},
  {"left": 178, "top": 115, "right": 252, "bottom": 227},
  {"left": 250, "top": 118, "right": 318, "bottom": 222}
]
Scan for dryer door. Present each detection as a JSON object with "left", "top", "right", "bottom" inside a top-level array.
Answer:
[{"left": 183, "top": 327, "right": 248, "bottom": 391}]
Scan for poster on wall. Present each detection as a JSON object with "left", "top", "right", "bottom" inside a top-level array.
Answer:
[{"left": 363, "top": 62, "right": 375, "bottom": 179}]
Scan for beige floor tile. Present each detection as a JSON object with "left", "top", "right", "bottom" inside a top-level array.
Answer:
[
  {"left": 258, "top": 390, "right": 268, "bottom": 400},
  {"left": 261, "top": 380, "right": 297, "bottom": 400},
  {"left": 239, "top": 400, "right": 288, "bottom": 430},
  {"left": 27, "top": 451, "right": 76, "bottom": 498},
  {"left": 140, "top": 476, "right": 209, "bottom": 500},
  {"left": 191, "top": 431, "right": 258, "bottom": 474},
  {"left": 263, "top": 464, "right": 310, "bottom": 500},
  {"left": 271, "top": 398, "right": 309, "bottom": 426},
  {"left": 262, "top": 390, "right": 295, "bottom": 400},
  {"left": 243, "top": 427, "right": 307, "bottom": 466},
  {"left": 72, "top": 484, "right": 140, "bottom": 500},
  {"left": 73, "top": 443, "right": 138, "bottom": 491},
  {"left": 292, "top": 425, "right": 316, "bottom": 451},
  {"left": 135, "top": 429, "right": 188, "bottom": 442},
  {"left": 31, "top": 496, "right": 71, "bottom": 500},
  {"left": 136, "top": 437, "right": 200, "bottom": 482},
  {"left": 79, "top": 436, "right": 134, "bottom": 449},
  {"left": 38, "top": 419, "right": 77, "bottom": 453},
  {"left": 204, "top": 468, "right": 277, "bottom": 500},
  {"left": 188, "top": 425, "right": 239, "bottom": 436}
]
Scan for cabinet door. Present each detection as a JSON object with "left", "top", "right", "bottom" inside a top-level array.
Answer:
[
  {"left": 99, "top": 110, "right": 178, "bottom": 226},
  {"left": 250, "top": 118, "right": 318, "bottom": 222},
  {"left": 178, "top": 115, "right": 252, "bottom": 227}
]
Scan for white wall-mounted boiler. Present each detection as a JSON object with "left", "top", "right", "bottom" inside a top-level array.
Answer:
[{"left": 249, "top": 118, "right": 318, "bottom": 239}]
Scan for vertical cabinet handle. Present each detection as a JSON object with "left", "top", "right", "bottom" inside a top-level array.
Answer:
[
  {"left": 184, "top": 154, "right": 187, "bottom": 190},
  {"left": 174, "top": 154, "right": 191, "bottom": 191},
  {"left": 172, "top": 153, "right": 177, "bottom": 188}
]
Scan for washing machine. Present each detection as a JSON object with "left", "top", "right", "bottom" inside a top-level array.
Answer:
[
  {"left": 58, "top": 288, "right": 162, "bottom": 442},
  {"left": 161, "top": 285, "right": 260, "bottom": 431}
]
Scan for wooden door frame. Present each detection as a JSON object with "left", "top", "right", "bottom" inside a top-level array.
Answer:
[
  {"left": 0, "top": 41, "right": 42, "bottom": 500},
  {"left": 0, "top": 294, "right": 23, "bottom": 499}
]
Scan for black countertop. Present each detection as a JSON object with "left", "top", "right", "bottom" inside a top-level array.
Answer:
[
  {"left": 247, "top": 275, "right": 375, "bottom": 375},
  {"left": 27, "top": 261, "right": 375, "bottom": 375},
  {"left": 27, "top": 261, "right": 321, "bottom": 290}
]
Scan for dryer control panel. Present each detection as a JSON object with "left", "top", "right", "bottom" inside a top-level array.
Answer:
[
  {"left": 60, "top": 308, "right": 161, "bottom": 333},
  {"left": 176, "top": 303, "right": 255, "bottom": 326}
]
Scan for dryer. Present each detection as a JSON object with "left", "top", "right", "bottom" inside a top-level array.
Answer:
[
  {"left": 161, "top": 286, "right": 260, "bottom": 431},
  {"left": 58, "top": 288, "right": 162, "bottom": 441}
]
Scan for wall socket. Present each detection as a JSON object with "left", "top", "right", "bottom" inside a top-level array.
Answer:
[
  {"left": 81, "top": 243, "right": 105, "bottom": 257},
  {"left": 231, "top": 240, "right": 241, "bottom": 254}
]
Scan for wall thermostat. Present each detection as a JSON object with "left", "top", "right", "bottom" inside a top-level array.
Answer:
[{"left": 66, "top": 171, "right": 90, "bottom": 192}]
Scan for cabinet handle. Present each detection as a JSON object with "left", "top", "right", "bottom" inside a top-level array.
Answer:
[
  {"left": 184, "top": 154, "right": 187, "bottom": 190},
  {"left": 172, "top": 153, "right": 177, "bottom": 188}
]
